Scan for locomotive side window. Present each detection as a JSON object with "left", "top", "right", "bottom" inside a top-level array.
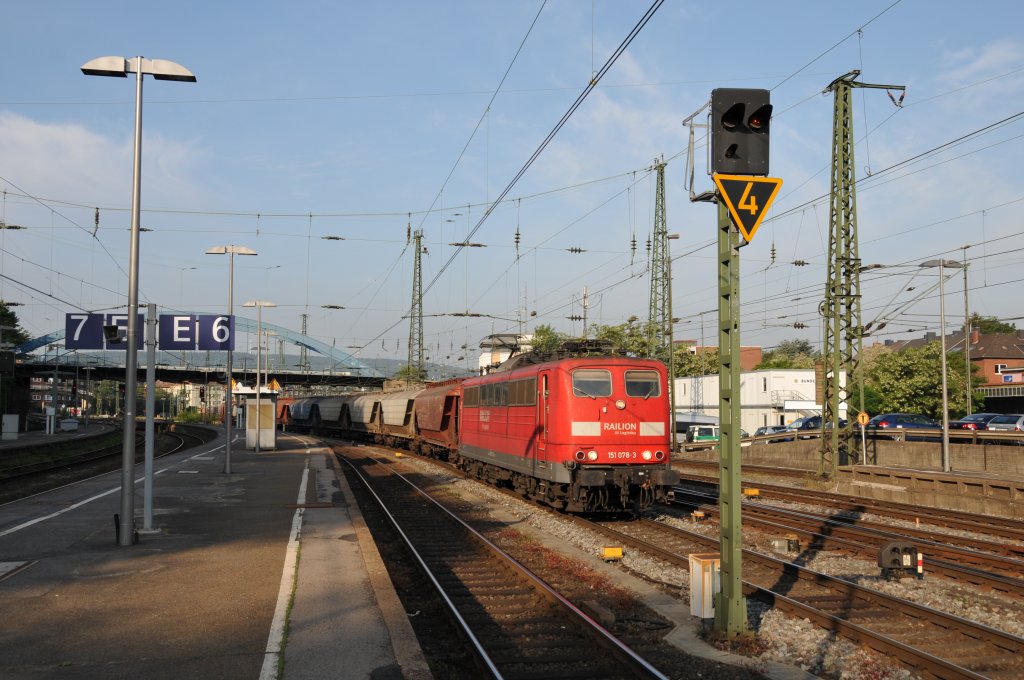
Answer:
[
  {"left": 478, "top": 382, "right": 510, "bottom": 407},
  {"left": 624, "top": 370, "right": 660, "bottom": 398},
  {"left": 464, "top": 386, "right": 480, "bottom": 407},
  {"left": 572, "top": 369, "right": 612, "bottom": 398},
  {"left": 508, "top": 377, "right": 537, "bottom": 406}
]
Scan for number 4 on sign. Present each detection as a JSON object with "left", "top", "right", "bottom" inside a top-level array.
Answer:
[{"left": 712, "top": 174, "right": 783, "bottom": 242}]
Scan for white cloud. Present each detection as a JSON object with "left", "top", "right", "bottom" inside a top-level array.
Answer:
[
  {"left": 0, "top": 111, "right": 206, "bottom": 215},
  {"left": 946, "top": 39, "right": 1024, "bottom": 83}
]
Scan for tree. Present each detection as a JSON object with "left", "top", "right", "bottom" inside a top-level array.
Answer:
[
  {"left": 530, "top": 324, "right": 568, "bottom": 354},
  {"left": 970, "top": 313, "right": 1016, "bottom": 335},
  {"left": 672, "top": 344, "right": 719, "bottom": 377},
  {"left": 757, "top": 338, "right": 818, "bottom": 369},
  {"left": 588, "top": 317, "right": 654, "bottom": 357},
  {"left": 0, "top": 302, "right": 30, "bottom": 349},
  {"left": 865, "top": 341, "right": 971, "bottom": 418},
  {"left": 392, "top": 364, "right": 427, "bottom": 383}
]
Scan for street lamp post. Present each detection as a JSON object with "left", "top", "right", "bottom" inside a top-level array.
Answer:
[
  {"left": 82, "top": 55, "right": 195, "bottom": 547},
  {"left": 178, "top": 266, "right": 197, "bottom": 307},
  {"left": 206, "top": 244, "right": 256, "bottom": 473},
  {"left": 207, "top": 246, "right": 257, "bottom": 473},
  {"left": 959, "top": 249, "right": 972, "bottom": 416},
  {"left": 920, "top": 259, "right": 963, "bottom": 473},
  {"left": 243, "top": 300, "right": 275, "bottom": 453}
]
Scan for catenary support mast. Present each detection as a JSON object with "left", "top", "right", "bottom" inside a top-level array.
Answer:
[
  {"left": 820, "top": 70, "right": 904, "bottom": 476},
  {"left": 408, "top": 229, "right": 425, "bottom": 378}
]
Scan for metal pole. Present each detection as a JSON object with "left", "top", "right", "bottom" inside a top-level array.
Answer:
[
  {"left": 143, "top": 303, "right": 156, "bottom": 532},
  {"left": 962, "top": 254, "right": 971, "bottom": 415},
  {"left": 116, "top": 59, "right": 145, "bottom": 546},
  {"left": 225, "top": 252, "right": 234, "bottom": 473},
  {"left": 714, "top": 198, "right": 747, "bottom": 636},
  {"left": 50, "top": 346, "right": 58, "bottom": 434},
  {"left": 667, "top": 234, "right": 678, "bottom": 454},
  {"left": 939, "top": 261, "right": 951, "bottom": 473},
  {"left": 255, "top": 305, "right": 262, "bottom": 454},
  {"left": 83, "top": 367, "right": 92, "bottom": 428}
]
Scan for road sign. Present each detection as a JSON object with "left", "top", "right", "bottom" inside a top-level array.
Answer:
[
  {"left": 712, "top": 174, "right": 783, "bottom": 241},
  {"left": 857, "top": 411, "right": 869, "bottom": 426},
  {"left": 158, "top": 315, "right": 234, "bottom": 351},
  {"left": 67, "top": 313, "right": 233, "bottom": 350},
  {"left": 65, "top": 313, "right": 144, "bottom": 350}
]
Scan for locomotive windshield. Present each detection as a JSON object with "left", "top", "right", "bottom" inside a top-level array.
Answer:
[
  {"left": 572, "top": 369, "right": 612, "bottom": 398},
  {"left": 624, "top": 370, "right": 660, "bottom": 398}
]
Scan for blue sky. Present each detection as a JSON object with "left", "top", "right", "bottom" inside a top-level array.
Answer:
[{"left": 2, "top": 0, "right": 1022, "bottom": 369}]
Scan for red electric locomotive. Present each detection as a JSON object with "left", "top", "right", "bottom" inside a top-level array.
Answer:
[{"left": 456, "top": 356, "right": 678, "bottom": 512}]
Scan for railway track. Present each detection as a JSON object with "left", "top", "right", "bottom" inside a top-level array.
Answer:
[
  {"left": 335, "top": 446, "right": 669, "bottom": 679},
  {"left": 582, "top": 517, "right": 1024, "bottom": 680},
  {"left": 671, "top": 488, "right": 1024, "bottom": 595},
  {"left": 330, "top": 439, "right": 1024, "bottom": 678},
  {"left": 677, "top": 469, "right": 1024, "bottom": 546},
  {"left": 0, "top": 424, "right": 214, "bottom": 503}
]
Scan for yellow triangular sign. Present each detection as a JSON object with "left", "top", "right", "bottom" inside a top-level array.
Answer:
[{"left": 712, "top": 174, "right": 783, "bottom": 242}]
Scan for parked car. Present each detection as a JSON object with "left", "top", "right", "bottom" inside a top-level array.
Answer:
[
  {"left": 753, "top": 424, "right": 793, "bottom": 444},
  {"left": 949, "top": 412, "right": 1001, "bottom": 430},
  {"left": 785, "top": 415, "right": 830, "bottom": 439},
  {"left": 686, "top": 425, "right": 720, "bottom": 443},
  {"left": 866, "top": 413, "right": 941, "bottom": 440},
  {"left": 984, "top": 414, "right": 1024, "bottom": 445}
]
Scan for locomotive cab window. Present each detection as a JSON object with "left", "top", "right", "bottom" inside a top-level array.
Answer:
[
  {"left": 624, "top": 370, "right": 660, "bottom": 398},
  {"left": 572, "top": 369, "right": 612, "bottom": 398}
]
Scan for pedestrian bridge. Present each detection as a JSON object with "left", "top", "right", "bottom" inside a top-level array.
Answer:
[{"left": 15, "top": 312, "right": 383, "bottom": 379}]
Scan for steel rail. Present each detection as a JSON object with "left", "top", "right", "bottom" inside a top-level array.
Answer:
[
  {"left": 581, "top": 517, "right": 1022, "bottom": 680},
  {"left": 337, "top": 450, "right": 668, "bottom": 680}
]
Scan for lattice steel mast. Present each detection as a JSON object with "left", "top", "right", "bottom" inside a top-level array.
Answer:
[
  {"left": 648, "top": 158, "right": 669, "bottom": 361},
  {"left": 820, "top": 70, "right": 904, "bottom": 475},
  {"left": 407, "top": 228, "right": 425, "bottom": 377},
  {"left": 299, "top": 313, "right": 310, "bottom": 372}
]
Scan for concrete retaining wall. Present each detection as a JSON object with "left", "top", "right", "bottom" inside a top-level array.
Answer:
[{"left": 679, "top": 440, "right": 1024, "bottom": 519}]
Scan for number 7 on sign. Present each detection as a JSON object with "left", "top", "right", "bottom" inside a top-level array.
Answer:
[{"left": 712, "top": 173, "right": 783, "bottom": 242}]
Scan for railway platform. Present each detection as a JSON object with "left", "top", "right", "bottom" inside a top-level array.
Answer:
[
  {"left": 0, "top": 420, "right": 115, "bottom": 451},
  {"left": 0, "top": 429, "right": 429, "bottom": 679}
]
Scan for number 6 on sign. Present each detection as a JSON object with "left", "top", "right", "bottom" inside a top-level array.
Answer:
[{"left": 712, "top": 174, "right": 783, "bottom": 242}]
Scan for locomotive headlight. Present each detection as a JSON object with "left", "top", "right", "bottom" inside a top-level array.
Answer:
[
  {"left": 587, "top": 450, "right": 599, "bottom": 461},
  {"left": 641, "top": 450, "right": 653, "bottom": 461},
  {"left": 615, "top": 399, "right": 626, "bottom": 410},
  {"left": 575, "top": 450, "right": 586, "bottom": 461},
  {"left": 655, "top": 450, "right": 665, "bottom": 461}
]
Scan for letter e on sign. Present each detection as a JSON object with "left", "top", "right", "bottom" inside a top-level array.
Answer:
[{"left": 159, "top": 315, "right": 197, "bottom": 350}]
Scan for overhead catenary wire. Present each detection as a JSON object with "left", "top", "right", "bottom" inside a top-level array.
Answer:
[{"left": 349, "top": 0, "right": 667, "bottom": 356}]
